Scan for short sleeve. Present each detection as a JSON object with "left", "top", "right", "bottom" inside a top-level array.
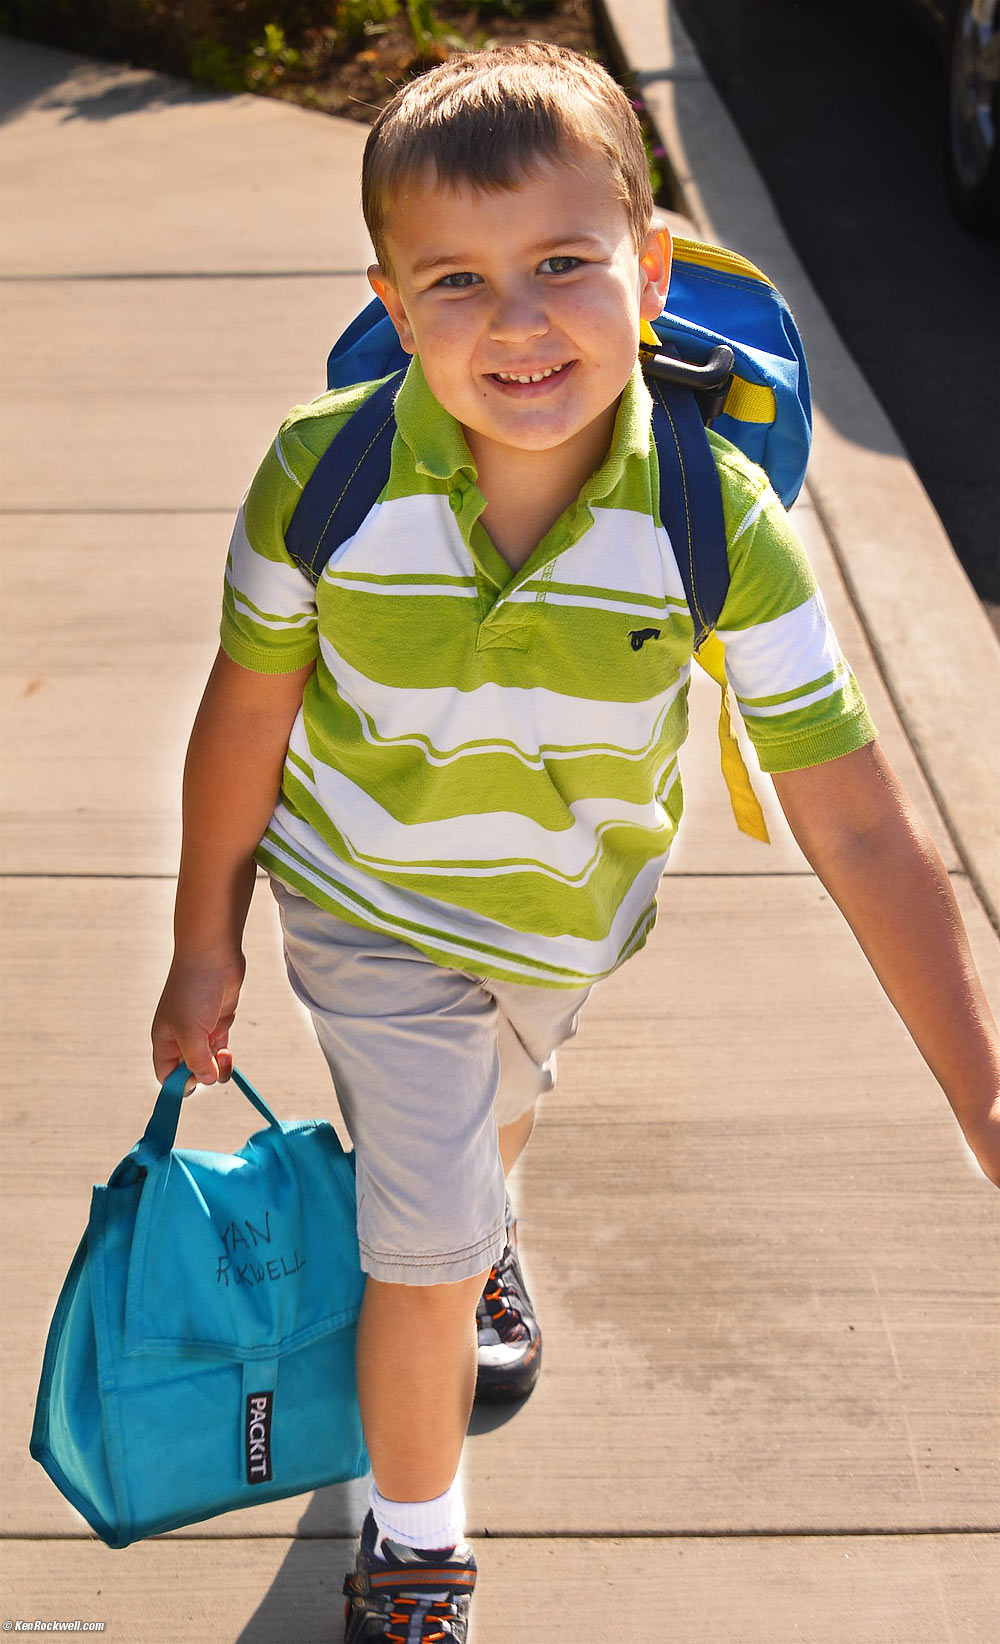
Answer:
[
  {"left": 220, "top": 429, "right": 320, "bottom": 674},
  {"left": 220, "top": 381, "right": 396, "bottom": 674},
  {"left": 711, "top": 437, "right": 877, "bottom": 773}
]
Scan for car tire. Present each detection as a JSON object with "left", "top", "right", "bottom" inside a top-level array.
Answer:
[{"left": 945, "top": 0, "right": 1000, "bottom": 234}]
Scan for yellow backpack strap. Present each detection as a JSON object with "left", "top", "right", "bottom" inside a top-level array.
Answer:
[{"left": 694, "top": 632, "right": 771, "bottom": 843}]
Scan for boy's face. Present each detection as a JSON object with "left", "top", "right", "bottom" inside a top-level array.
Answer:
[{"left": 368, "top": 153, "right": 670, "bottom": 475}]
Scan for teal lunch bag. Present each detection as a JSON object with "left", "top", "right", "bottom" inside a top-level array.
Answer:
[{"left": 30, "top": 1065, "right": 369, "bottom": 1548}]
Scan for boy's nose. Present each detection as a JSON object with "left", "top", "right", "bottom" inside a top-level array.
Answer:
[{"left": 487, "top": 293, "right": 548, "bottom": 344}]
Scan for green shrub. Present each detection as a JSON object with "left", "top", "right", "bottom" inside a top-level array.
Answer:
[
  {"left": 405, "top": 0, "right": 437, "bottom": 55},
  {"left": 334, "top": 0, "right": 400, "bottom": 44},
  {"left": 244, "top": 21, "right": 299, "bottom": 90},
  {"left": 189, "top": 37, "right": 243, "bottom": 92}
]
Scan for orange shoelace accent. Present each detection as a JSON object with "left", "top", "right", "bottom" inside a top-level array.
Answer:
[
  {"left": 484, "top": 1283, "right": 508, "bottom": 1318},
  {"left": 386, "top": 1595, "right": 451, "bottom": 1642}
]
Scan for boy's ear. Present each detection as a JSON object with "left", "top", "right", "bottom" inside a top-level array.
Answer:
[
  {"left": 367, "top": 265, "right": 417, "bottom": 355},
  {"left": 638, "top": 226, "right": 672, "bottom": 322}
]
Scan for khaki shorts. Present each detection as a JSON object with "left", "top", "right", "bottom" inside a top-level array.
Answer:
[{"left": 269, "top": 876, "right": 590, "bottom": 1286}]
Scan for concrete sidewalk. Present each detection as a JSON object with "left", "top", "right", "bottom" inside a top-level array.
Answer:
[{"left": 2, "top": 22, "right": 998, "bottom": 1644}]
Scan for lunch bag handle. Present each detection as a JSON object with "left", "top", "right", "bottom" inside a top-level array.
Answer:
[{"left": 138, "top": 1063, "right": 282, "bottom": 1161}]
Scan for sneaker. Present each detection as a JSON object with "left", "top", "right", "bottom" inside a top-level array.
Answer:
[
  {"left": 474, "top": 1221, "right": 542, "bottom": 1402},
  {"left": 343, "top": 1510, "right": 477, "bottom": 1643}
]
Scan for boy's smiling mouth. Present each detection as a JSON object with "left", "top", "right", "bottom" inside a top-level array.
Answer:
[{"left": 488, "top": 361, "right": 574, "bottom": 388}]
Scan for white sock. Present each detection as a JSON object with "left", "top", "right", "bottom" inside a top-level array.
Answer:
[{"left": 370, "top": 1480, "right": 466, "bottom": 1555}]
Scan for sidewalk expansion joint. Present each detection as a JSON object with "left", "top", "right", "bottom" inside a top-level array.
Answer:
[
  {"left": 667, "top": 868, "right": 969, "bottom": 882},
  {"left": 475, "top": 1526, "right": 1000, "bottom": 1541},
  {"left": 0, "top": 869, "right": 972, "bottom": 883},
  {"left": 2, "top": 269, "right": 370, "bottom": 283},
  {"left": 2, "top": 507, "right": 235, "bottom": 516},
  {"left": 0, "top": 872, "right": 179, "bottom": 880},
  {"left": 5, "top": 1526, "right": 998, "bottom": 1543}
]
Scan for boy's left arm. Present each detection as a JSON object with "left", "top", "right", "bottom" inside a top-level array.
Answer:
[{"left": 771, "top": 741, "right": 1000, "bottom": 1186}]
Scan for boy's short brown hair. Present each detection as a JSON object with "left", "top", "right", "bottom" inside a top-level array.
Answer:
[{"left": 362, "top": 42, "right": 654, "bottom": 269}]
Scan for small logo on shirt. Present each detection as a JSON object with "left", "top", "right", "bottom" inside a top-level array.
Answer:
[{"left": 628, "top": 627, "right": 661, "bottom": 651}]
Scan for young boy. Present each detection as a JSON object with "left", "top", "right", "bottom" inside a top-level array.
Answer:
[{"left": 151, "top": 42, "right": 1000, "bottom": 1642}]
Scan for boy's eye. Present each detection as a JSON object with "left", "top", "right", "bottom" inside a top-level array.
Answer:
[
  {"left": 437, "top": 271, "right": 482, "bottom": 289},
  {"left": 538, "top": 255, "right": 581, "bottom": 275}
]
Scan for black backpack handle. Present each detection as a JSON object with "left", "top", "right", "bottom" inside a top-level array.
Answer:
[{"left": 640, "top": 343, "right": 735, "bottom": 426}]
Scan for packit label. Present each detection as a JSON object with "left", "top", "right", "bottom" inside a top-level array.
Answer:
[{"left": 245, "top": 1391, "right": 273, "bottom": 1485}]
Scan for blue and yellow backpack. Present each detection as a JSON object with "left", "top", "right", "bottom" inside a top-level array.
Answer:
[{"left": 285, "top": 239, "right": 812, "bottom": 842}]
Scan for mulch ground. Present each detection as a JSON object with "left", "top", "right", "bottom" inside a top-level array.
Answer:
[{"left": 260, "top": 1, "right": 608, "bottom": 122}]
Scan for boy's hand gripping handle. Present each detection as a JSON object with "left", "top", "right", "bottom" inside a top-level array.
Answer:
[{"left": 138, "top": 1063, "right": 281, "bottom": 1160}]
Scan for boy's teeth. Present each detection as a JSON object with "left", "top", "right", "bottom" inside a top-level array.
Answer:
[{"left": 494, "top": 363, "right": 565, "bottom": 383}]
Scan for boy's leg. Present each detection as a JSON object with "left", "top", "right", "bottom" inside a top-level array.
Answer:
[
  {"left": 269, "top": 883, "right": 596, "bottom": 1630},
  {"left": 269, "top": 874, "right": 590, "bottom": 1448},
  {"left": 270, "top": 883, "right": 499, "bottom": 1632},
  {"left": 346, "top": 1278, "right": 483, "bottom": 1644},
  {"left": 356, "top": 1270, "right": 487, "bottom": 1502}
]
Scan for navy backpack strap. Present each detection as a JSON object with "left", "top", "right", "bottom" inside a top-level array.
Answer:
[
  {"left": 646, "top": 374, "right": 729, "bottom": 648},
  {"left": 285, "top": 371, "right": 404, "bottom": 584}
]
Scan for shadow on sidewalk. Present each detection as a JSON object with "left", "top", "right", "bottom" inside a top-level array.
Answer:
[
  {"left": 0, "top": 36, "right": 231, "bottom": 126},
  {"left": 233, "top": 1483, "right": 365, "bottom": 1644},
  {"left": 233, "top": 1398, "right": 523, "bottom": 1640}
]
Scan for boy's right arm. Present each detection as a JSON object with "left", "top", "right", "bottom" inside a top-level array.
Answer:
[{"left": 151, "top": 647, "right": 314, "bottom": 1086}]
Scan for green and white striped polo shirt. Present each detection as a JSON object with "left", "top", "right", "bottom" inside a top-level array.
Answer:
[{"left": 221, "top": 358, "right": 875, "bottom": 987}]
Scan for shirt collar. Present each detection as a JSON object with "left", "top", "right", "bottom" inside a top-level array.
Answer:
[
  {"left": 393, "top": 357, "right": 477, "bottom": 482},
  {"left": 581, "top": 365, "right": 652, "bottom": 504},
  {"left": 393, "top": 354, "right": 653, "bottom": 496}
]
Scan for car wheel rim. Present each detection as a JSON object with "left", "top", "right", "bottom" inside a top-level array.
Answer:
[{"left": 950, "top": 0, "right": 1000, "bottom": 189}]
